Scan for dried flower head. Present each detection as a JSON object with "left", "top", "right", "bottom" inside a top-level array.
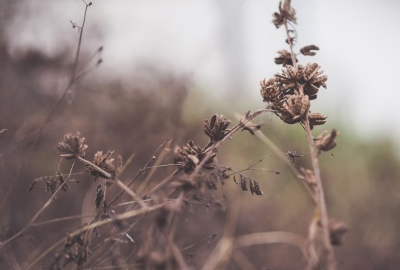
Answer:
[
  {"left": 275, "top": 63, "right": 327, "bottom": 100},
  {"left": 57, "top": 132, "right": 87, "bottom": 159},
  {"left": 301, "top": 63, "right": 327, "bottom": 99},
  {"left": 174, "top": 141, "right": 215, "bottom": 173},
  {"left": 273, "top": 0, "right": 297, "bottom": 28},
  {"left": 307, "top": 112, "right": 328, "bottom": 129},
  {"left": 300, "top": 45, "right": 320, "bottom": 56},
  {"left": 86, "top": 150, "right": 116, "bottom": 179},
  {"left": 316, "top": 129, "right": 338, "bottom": 152},
  {"left": 275, "top": 50, "right": 297, "bottom": 66},
  {"left": 203, "top": 114, "right": 231, "bottom": 142},
  {"left": 260, "top": 78, "right": 282, "bottom": 103},
  {"left": 275, "top": 65, "right": 300, "bottom": 94},
  {"left": 275, "top": 94, "right": 310, "bottom": 124}
]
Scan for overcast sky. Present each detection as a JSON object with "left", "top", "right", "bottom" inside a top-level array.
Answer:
[{"left": 5, "top": 0, "right": 400, "bottom": 145}]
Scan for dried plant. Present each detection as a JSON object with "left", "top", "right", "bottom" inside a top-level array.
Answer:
[
  {"left": 0, "top": 1, "right": 348, "bottom": 270},
  {"left": 261, "top": 1, "right": 344, "bottom": 269}
]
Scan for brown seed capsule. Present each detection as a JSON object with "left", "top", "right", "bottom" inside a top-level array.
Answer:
[
  {"left": 300, "top": 45, "right": 320, "bottom": 56},
  {"left": 316, "top": 129, "right": 338, "bottom": 152}
]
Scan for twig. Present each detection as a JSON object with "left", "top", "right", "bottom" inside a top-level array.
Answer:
[{"left": 303, "top": 116, "right": 336, "bottom": 269}]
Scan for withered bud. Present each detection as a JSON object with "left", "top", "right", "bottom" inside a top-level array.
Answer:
[
  {"left": 57, "top": 132, "right": 87, "bottom": 160},
  {"left": 273, "top": 0, "right": 297, "bottom": 28},
  {"left": 249, "top": 180, "right": 263, "bottom": 196},
  {"left": 302, "top": 63, "right": 328, "bottom": 99},
  {"left": 275, "top": 50, "right": 297, "bottom": 66},
  {"left": 240, "top": 176, "right": 248, "bottom": 191},
  {"left": 330, "top": 220, "right": 348, "bottom": 246},
  {"left": 260, "top": 78, "right": 281, "bottom": 103},
  {"left": 275, "top": 94, "right": 310, "bottom": 124},
  {"left": 275, "top": 65, "right": 300, "bottom": 94},
  {"left": 307, "top": 112, "right": 327, "bottom": 129},
  {"left": 203, "top": 114, "right": 231, "bottom": 142},
  {"left": 86, "top": 150, "right": 116, "bottom": 179},
  {"left": 316, "top": 129, "right": 339, "bottom": 152},
  {"left": 300, "top": 45, "right": 320, "bottom": 56},
  {"left": 174, "top": 141, "right": 215, "bottom": 173}
]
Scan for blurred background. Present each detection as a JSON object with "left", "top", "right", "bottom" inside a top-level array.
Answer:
[{"left": 1, "top": 0, "right": 400, "bottom": 269}]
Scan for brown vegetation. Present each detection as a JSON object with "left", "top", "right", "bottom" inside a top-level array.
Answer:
[{"left": 1, "top": 1, "right": 400, "bottom": 270}]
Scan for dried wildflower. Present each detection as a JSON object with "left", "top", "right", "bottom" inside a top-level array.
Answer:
[
  {"left": 86, "top": 150, "right": 116, "bottom": 179},
  {"left": 301, "top": 63, "right": 327, "bottom": 99},
  {"left": 300, "top": 45, "right": 320, "bottom": 56},
  {"left": 329, "top": 220, "right": 348, "bottom": 246},
  {"left": 203, "top": 114, "right": 231, "bottom": 142},
  {"left": 272, "top": 0, "right": 297, "bottom": 28},
  {"left": 316, "top": 129, "right": 338, "bottom": 152},
  {"left": 260, "top": 78, "right": 282, "bottom": 103},
  {"left": 275, "top": 94, "right": 310, "bottom": 124},
  {"left": 275, "top": 50, "right": 297, "bottom": 66},
  {"left": 275, "top": 65, "right": 300, "bottom": 94},
  {"left": 174, "top": 141, "right": 215, "bottom": 173},
  {"left": 307, "top": 112, "right": 327, "bottom": 129},
  {"left": 57, "top": 132, "right": 87, "bottom": 160}
]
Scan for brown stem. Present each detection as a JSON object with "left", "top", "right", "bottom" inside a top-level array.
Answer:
[
  {"left": 281, "top": 6, "right": 336, "bottom": 268},
  {"left": 303, "top": 117, "right": 336, "bottom": 270},
  {"left": 283, "top": 18, "right": 297, "bottom": 69}
]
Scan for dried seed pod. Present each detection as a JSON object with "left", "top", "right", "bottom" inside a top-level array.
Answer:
[
  {"left": 290, "top": 94, "right": 310, "bottom": 118},
  {"left": 203, "top": 114, "right": 231, "bottom": 142},
  {"left": 275, "top": 65, "right": 301, "bottom": 95},
  {"left": 86, "top": 150, "right": 116, "bottom": 179},
  {"left": 307, "top": 112, "right": 327, "bottom": 129},
  {"left": 274, "top": 95, "right": 309, "bottom": 124},
  {"left": 274, "top": 50, "right": 297, "bottom": 66},
  {"left": 57, "top": 132, "right": 87, "bottom": 159},
  {"left": 240, "top": 176, "right": 248, "bottom": 191},
  {"left": 302, "top": 63, "right": 327, "bottom": 99},
  {"left": 249, "top": 180, "right": 263, "bottom": 196},
  {"left": 260, "top": 78, "right": 281, "bottom": 103},
  {"left": 174, "top": 141, "right": 215, "bottom": 173},
  {"left": 316, "top": 129, "right": 338, "bottom": 152},
  {"left": 300, "top": 45, "right": 320, "bottom": 56},
  {"left": 272, "top": 0, "right": 297, "bottom": 28}
]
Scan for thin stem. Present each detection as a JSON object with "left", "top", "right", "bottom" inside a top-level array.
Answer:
[
  {"left": 303, "top": 116, "right": 336, "bottom": 269},
  {"left": 1, "top": 180, "right": 68, "bottom": 246},
  {"left": 281, "top": 5, "right": 337, "bottom": 268},
  {"left": 283, "top": 19, "right": 297, "bottom": 69}
]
